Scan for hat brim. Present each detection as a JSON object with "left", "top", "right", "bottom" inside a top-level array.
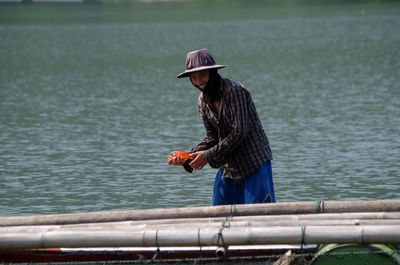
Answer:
[{"left": 177, "top": 65, "right": 227, "bottom": 78}]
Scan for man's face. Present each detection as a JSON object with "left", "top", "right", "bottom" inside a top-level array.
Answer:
[{"left": 189, "top": 70, "right": 210, "bottom": 91}]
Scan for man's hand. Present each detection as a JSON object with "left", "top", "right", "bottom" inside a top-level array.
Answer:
[
  {"left": 168, "top": 151, "right": 186, "bottom": 166},
  {"left": 189, "top": 151, "right": 208, "bottom": 170}
]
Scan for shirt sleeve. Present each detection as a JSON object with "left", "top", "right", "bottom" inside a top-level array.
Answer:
[{"left": 205, "top": 85, "right": 249, "bottom": 168}]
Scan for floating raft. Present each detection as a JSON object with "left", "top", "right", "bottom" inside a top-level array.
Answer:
[{"left": 0, "top": 200, "right": 399, "bottom": 264}]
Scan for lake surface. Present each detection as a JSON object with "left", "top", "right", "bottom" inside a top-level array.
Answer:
[{"left": 1, "top": 1, "right": 399, "bottom": 216}]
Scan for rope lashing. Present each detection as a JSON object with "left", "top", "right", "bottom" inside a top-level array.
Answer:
[
  {"left": 197, "top": 228, "right": 203, "bottom": 259},
  {"left": 315, "top": 199, "right": 325, "bottom": 213},
  {"left": 229, "top": 204, "right": 237, "bottom": 220},
  {"left": 215, "top": 204, "right": 237, "bottom": 259},
  {"left": 152, "top": 229, "right": 161, "bottom": 261},
  {"left": 301, "top": 225, "right": 307, "bottom": 246},
  {"left": 298, "top": 226, "right": 307, "bottom": 265},
  {"left": 216, "top": 222, "right": 229, "bottom": 246},
  {"left": 216, "top": 225, "right": 228, "bottom": 258}
]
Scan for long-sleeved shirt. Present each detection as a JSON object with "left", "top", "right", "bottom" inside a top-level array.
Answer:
[{"left": 190, "top": 77, "right": 273, "bottom": 182}]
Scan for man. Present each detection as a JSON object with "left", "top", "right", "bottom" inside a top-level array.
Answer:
[{"left": 169, "top": 48, "right": 276, "bottom": 205}]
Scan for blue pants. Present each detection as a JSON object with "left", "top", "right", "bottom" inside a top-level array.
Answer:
[{"left": 212, "top": 161, "right": 276, "bottom": 206}]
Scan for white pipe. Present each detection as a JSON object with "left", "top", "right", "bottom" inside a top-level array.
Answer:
[
  {"left": 0, "top": 225, "right": 399, "bottom": 250},
  {"left": 215, "top": 247, "right": 226, "bottom": 258},
  {"left": 2, "top": 218, "right": 400, "bottom": 234}
]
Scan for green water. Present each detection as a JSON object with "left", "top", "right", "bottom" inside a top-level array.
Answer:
[{"left": 0, "top": 1, "right": 399, "bottom": 216}]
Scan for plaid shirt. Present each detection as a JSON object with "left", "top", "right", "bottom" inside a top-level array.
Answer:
[{"left": 190, "top": 78, "right": 273, "bottom": 182}]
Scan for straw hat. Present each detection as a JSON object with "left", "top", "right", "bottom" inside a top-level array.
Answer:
[{"left": 177, "top": 49, "right": 227, "bottom": 78}]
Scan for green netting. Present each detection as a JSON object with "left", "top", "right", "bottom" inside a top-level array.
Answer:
[{"left": 309, "top": 244, "right": 400, "bottom": 265}]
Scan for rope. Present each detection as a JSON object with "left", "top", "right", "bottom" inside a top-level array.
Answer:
[
  {"left": 301, "top": 225, "right": 306, "bottom": 246},
  {"left": 215, "top": 204, "right": 237, "bottom": 259},
  {"left": 315, "top": 199, "right": 325, "bottom": 213},
  {"left": 197, "top": 228, "right": 203, "bottom": 259},
  {"left": 298, "top": 226, "right": 307, "bottom": 265},
  {"left": 230, "top": 204, "right": 237, "bottom": 220},
  {"left": 152, "top": 229, "right": 161, "bottom": 261},
  {"left": 216, "top": 226, "right": 228, "bottom": 259}
]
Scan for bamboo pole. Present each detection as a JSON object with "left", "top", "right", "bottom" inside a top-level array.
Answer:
[
  {"left": 2, "top": 218, "right": 400, "bottom": 234},
  {"left": 57, "top": 211, "right": 400, "bottom": 227},
  {"left": 1, "top": 200, "right": 399, "bottom": 226},
  {"left": 0, "top": 225, "right": 399, "bottom": 250}
]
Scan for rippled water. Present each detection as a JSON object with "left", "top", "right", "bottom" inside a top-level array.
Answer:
[{"left": 0, "top": 1, "right": 399, "bottom": 216}]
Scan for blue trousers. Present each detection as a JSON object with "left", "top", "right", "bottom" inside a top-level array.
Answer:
[{"left": 212, "top": 161, "right": 276, "bottom": 206}]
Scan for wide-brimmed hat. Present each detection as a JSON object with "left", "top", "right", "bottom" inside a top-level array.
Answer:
[{"left": 177, "top": 49, "right": 227, "bottom": 78}]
